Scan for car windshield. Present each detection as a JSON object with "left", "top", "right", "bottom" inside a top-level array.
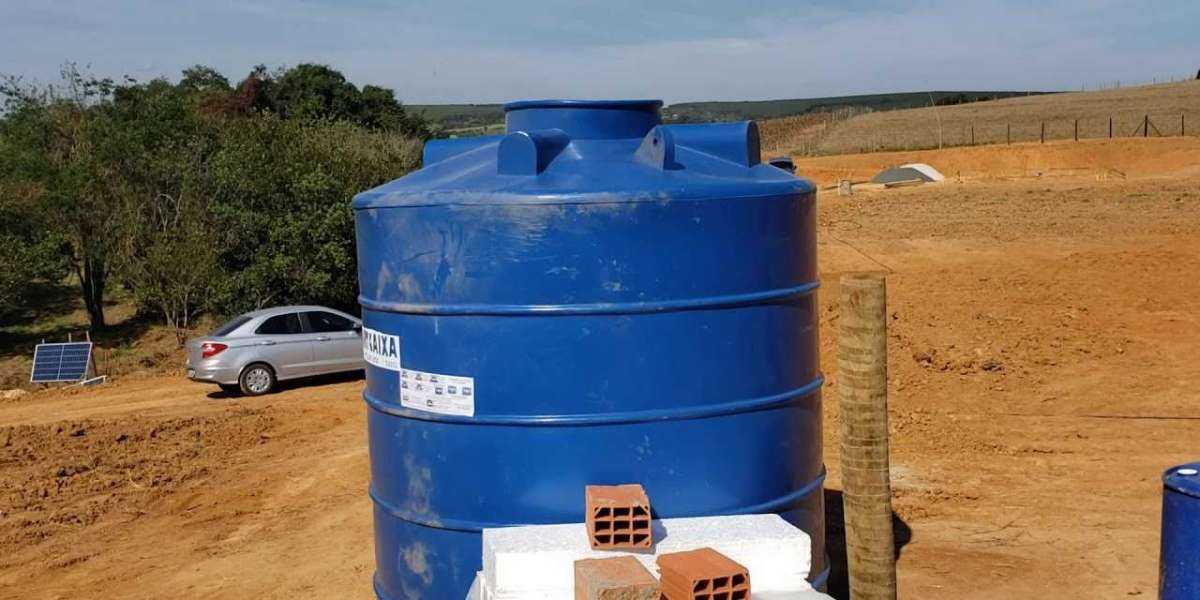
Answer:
[{"left": 211, "top": 315, "right": 251, "bottom": 336}]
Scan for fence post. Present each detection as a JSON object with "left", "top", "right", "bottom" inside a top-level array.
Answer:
[
  {"left": 1074, "top": 119, "right": 1079, "bottom": 142},
  {"left": 1007, "top": 123, "right": 1011, "bottom": 145},
  {"left": 1145, "top": 114, "right": 1150, "bottom": 138},
  {"left": 971, "top": 124, "right": 975, "bottom": 146},
  {"left": 838, "top": 273, "right": 897, "bottom": 600},
  {"left": 1109, "top": 117, "right": 1113, "bottom": 139},
  {"left": 1041, "top": 122, "right": 1046, "bottom": 144},
  {"left": 1183, "top": 113, "right": 1186, "bottom": 137}
]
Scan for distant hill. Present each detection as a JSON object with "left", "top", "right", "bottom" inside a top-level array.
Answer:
[
  {"left": 409, "top": 104, "right": 504, "bottom": 134},
  {"left": 663, "top": 91, "right": 1050, "bottom": 123},
  {"left": 411, "top": 91, "right": 1052, "bottom": 136},
  {"left": 772, "top": 80, "right": 1200, "bottom": 156}
]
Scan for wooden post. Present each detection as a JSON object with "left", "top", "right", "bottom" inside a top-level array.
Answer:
[
  {"left": 1182, "top": 113, "right": 1186, "bottom": 136},
  {"left": 1109, "top": 117, "right": 1113, "bottom": 139},
  {"left": 1006, "top": 123, "right": 1011, "bottom": 145},
  {"left": 1144, "top": 115, "right": 1150, "bottom": 138},
  {"left": 970, "top": 124, "right": 975, "bottom": 146},
  {"left": 838, "top": 273, "right": 897, "bottom": 600},
  {"left": 1074, "top": 119, "right": 1079, "bottom": 141},
  {"left": 1041, "top": 122, "right": 1045, "bottom": 144}
]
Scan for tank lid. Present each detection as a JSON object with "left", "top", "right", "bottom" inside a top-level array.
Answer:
[
  {"left": 504, "top": 99, "right": 663, "bottom": 140},
  {"left": 503, "top": 99, "right": 663, "bottom": 111},
  {"left": 1163, "top": 462, "right": 1200, "bottom": 498}
]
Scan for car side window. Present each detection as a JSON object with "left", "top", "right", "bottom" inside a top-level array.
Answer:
[
  {"left": 306, "top": 311, "right": 355, "bottom": 333},
  {"left": 256, "top": 313, "right": 303, "bottom": 335},
  {"left": 212, "top": 315, "right": 251, "bottom": 336}
]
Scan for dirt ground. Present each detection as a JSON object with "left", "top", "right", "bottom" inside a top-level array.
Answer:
[
  {"left": 792, "top": 136, "right": 1200, "bottom": 187},
  {"left": 816, "top": 161, "right": 1200, "bottom": 599},
  {"left": 2, "top": 141, "right": 1199, "bottom": 599},
  {"left": 0, "top": 374, "right": 373, "bottom": 600}
]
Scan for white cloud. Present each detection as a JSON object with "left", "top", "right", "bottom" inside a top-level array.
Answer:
[{"left": 1, "top": 0, "right": 1196, "bottom": 103}]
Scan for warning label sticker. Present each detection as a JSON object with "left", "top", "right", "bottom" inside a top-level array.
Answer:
[
  {"left": 361, "top": 327, "right": 401, "bottom": 371},
  {"left": 400, "top": 368, "right": 475, "bottom": 417}
]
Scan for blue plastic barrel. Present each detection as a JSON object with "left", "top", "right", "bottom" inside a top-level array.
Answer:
[
  {"left": 1161, "top": 462, "right": 1200, "bottom": 599},
  {"left": 353, "top": 99, "right": 826, "bottom": 599}
]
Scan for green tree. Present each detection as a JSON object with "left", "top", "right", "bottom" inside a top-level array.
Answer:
[
  {"left": 1, "top": 62, "right": 426, "bottom": 337},
  {"left": 203, "top": 114, "right": 421, "bottom": 315},
  {"left": 106, "top": 75, "right": 222, "bottom": 342},
  {"left": 0, "top": 65, "right": 122, "bottom": 328},
  {"left": 269, "top": 63, "right": 361, "bottom": 122},
  {"left": 178, "top": 65, "right": 231, "bottom": 94},
  {"left": 229, "top": 63, "right": 429, "bottom": 137},
  {"left": 117, "top": 183, "right": 219, "bottom": 343},
  {"left": 360, "top": 84, "right": 422, "bottom": 134},
  {"left": 0, "top": 182, "right": 68, "bottom": 316}
]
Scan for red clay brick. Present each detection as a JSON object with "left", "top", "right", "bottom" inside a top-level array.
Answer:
[
  {"left": 574, "top": 556, "right": 660, "bottom": 600},
  {"left": 657, "top": 547, "right": 750, "bottom": 600},
  {"left": 585, "top": 484, "right": 652, "bottom": 549}
]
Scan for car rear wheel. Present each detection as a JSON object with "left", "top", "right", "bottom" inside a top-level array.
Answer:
[{"left": 239, "top": 363, "right": 276, "bottom": 396}]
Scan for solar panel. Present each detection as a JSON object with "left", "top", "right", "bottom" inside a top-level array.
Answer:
[{"left": 30, "top": 342, "right": 93, "bottom": 383}]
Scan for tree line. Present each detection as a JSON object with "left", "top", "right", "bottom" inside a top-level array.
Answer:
[{"left": 0, "top": 63, "right": 425, "bottom": 343}]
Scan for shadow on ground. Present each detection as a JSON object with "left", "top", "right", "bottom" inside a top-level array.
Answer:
[
  {"left": 824, "top": 488, "right": 912, "bottom": 599},
  {"left": 0, "top": 282, "right": 154, "bottom": 360}
]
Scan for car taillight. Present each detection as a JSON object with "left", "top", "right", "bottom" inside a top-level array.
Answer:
[{"left": 201, "top": 342, "right": 228, "bottom": 359}]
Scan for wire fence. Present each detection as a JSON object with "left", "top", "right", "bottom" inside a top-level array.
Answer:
[
  {"left": 815, "top": 110, "right": 1196, "bottom": 156},
  {"left": 951, "top": 113, "right": 1189, "bottom": 146}
]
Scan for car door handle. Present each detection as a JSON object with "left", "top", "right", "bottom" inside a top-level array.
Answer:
[
  {"left": 315, "top": 336, "right": 331, "bottom": 342},
  {"left": 260, "top": 340, "right": 276, "bottom": 346}
]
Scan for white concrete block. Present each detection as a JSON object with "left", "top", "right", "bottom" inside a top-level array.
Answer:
[
  {"left": 466, "top": 572, "right": 482, "bottom": 600},
  {"left": 755, "top": 591, "right": 836, "bottom": 600},
  {"left": 481, "top": 513, "right": 811, "bottom": 600}
]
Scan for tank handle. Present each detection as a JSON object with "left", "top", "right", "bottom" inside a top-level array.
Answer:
[
  {"left": 662, "top": 121, "right": 761, "bottom": 168},
  {"left": 497, "top": 129, "right": 571, "bottom": 175},
  {"left": 634, "top": 125, "right": 679, "bottom": 170}
]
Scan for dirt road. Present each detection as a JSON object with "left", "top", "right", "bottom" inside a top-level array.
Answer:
[
  {"left": 3, "top": 163, "right": 1199, "bottom": 599},
  {"left": 0, "top": 376, "right": 375, "bottom": 599}
]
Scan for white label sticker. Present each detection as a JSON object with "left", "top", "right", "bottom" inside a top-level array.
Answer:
[
  {"left": 362, "top": 327, "right": 401, "bottom": 371},
  {"left": 400, "top": 368, "right": 475, "bottom": 417}
]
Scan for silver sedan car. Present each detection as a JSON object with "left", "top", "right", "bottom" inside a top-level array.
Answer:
[{"left": 186, "top": 305, "right": 365, "bottom": 396}]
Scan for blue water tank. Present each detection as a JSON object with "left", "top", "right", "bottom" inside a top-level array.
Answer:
[
  {"left": 1161, "top": 462, "right": 1200, "bottom": 600},
  {"left": 353, "top": 99, "right": 825, "bottom": 599}
]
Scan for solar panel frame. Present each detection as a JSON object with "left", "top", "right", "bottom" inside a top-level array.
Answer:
[{"left": 30, "top": 342, "right": 93, "bottom": 383}]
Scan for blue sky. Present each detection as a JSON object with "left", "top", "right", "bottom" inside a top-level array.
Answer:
[{"left": 1, "top": 0, "right": 1197, "bottom": 104}]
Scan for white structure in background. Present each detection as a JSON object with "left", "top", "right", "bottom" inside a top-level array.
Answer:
[
  {"left": 871, "top": 162, "right": 946, "bottom": 185},
  {"left": 900, "top": 163, "right": 946, "bottom": 182},
  {"left": 465, "top": 513, "right": 834, "bottom": 600}
]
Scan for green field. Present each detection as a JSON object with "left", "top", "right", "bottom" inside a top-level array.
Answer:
[
  {"left": 409, "top": 103, "right": 504, "bottom": 132},
  {"left": 412, "top": 91, "right": 1053, "bottom": 135}
]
